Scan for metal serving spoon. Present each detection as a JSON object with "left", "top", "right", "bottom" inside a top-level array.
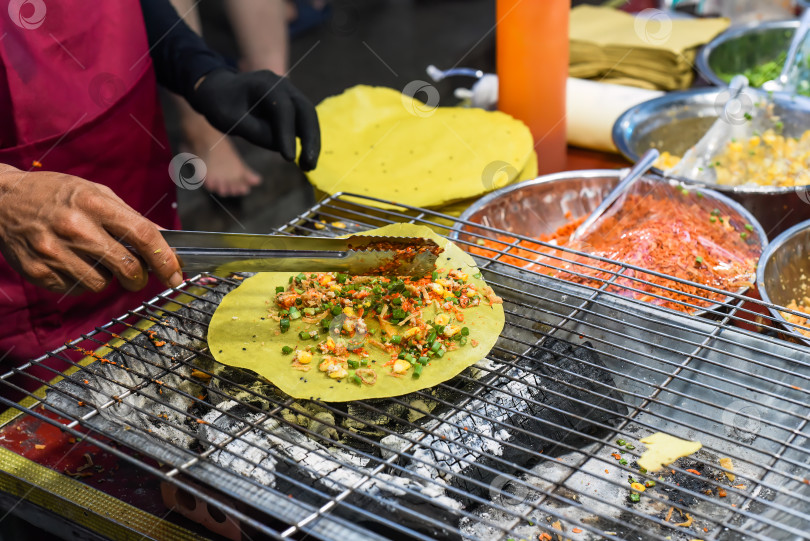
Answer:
[{"left": 569, "top": 148, "right": 660, "bottom": 242}]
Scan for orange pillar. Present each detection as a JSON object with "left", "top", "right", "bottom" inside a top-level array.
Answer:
[{"left": 497, "top": 0, "right": 569, "bottom": 174}]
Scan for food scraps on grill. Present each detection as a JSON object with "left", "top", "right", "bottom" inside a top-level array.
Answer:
[
  {"left": 637, "top": 432, "right": 703, "bottom": 472},
  {"left": 207, "top": 223, "right": 505, "bottom": 401},
  {"left": 469, "top": 184, "right": 760, "bottom": 314}
]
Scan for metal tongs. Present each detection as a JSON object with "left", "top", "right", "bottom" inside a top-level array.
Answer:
[{"left": 159, "top": 230, "right": 441, "bottom": 278}]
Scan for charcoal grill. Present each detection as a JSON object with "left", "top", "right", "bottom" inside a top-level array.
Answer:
[{"left": 2, "top": 192, "right": 810, "bottom": 541}]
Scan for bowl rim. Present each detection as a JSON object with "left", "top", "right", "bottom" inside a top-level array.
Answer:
[
  {"left": 756, "top": 217, "right": 810, "bottom": 344},
  {"left": 612, "top": 86, "right": 810, "bottom": 195},
  {"left": 696, "top": 18, "right": 800, "bottom": 89}
]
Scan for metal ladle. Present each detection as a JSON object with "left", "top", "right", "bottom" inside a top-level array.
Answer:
[{"left": 569, "top": 148, "right": 660, "bottom": 242}]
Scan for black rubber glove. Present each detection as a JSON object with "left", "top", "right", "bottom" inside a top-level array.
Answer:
[{"left": 189, "top": 68, "right": 321, "bottom": 171}]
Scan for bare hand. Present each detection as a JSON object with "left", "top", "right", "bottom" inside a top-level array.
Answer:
[{"left": 0, "top": 166, "right": 183, "bottom": 294}]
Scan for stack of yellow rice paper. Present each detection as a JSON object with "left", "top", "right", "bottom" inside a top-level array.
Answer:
[{"left": 306, "top": 85, "right": 537, "bottom": 224}]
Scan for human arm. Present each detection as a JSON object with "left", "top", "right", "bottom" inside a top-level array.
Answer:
[
  {"left": 0, "top": 165, "right": 183, "bottom": 294},
  {"left": 139, "top": 0, "right": 320, "bottom": 170}
]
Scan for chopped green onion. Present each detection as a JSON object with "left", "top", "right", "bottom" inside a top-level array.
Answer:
[
  {"left": 711, "top": 208, "right": 721, "bottom": 216},
  {"left": 639, "top": 467, "right": 647, "bottom": 474},
  {"left": 280, "top": 318, "right": 290, "bottom": 333},
  {"left": 459, "top": 336, "right": 468, "bottom": 346},
  {"left": 404, "top": 354, "right": 415, "bottom": 364},
  {"left": 460, "top": 327, "right": 470, "bottom": 336},
  {"left": 373, "top": 285, "right": 382, "bottom": 294},
  {"left": 710, "top": 217, "right": 717, "bottom": 223},
  {"left": 331, "top": 304, "right": 342, "bottom": 315},
  {"left": 295, "top": 272, "right": 306, "bottom": 283},
  {"left": 348, "top": 359, "right": 359, "bottom": 369},
  {"left": 695, "top": 256, "right": 703, "bottom": 264},
  {"left": 616, "top": 439, "right": 627, "bottom": 446},
  {"left": 430, "top": 342, "right": 442, "bottom": 353},
  {"left": 352, "top": 374, "right": 363, "bottom": 385},
  {"left": 281, "top": 345, "right": 293, "bottom": 355},
  {"left": 473, "top": 272, "right": 482, "bottom": 279},
  {"left": 303, "top": 307, "right": 316, "bottom": 316},
  {"left": 288, "top": 307, "right": 301, "bottom": 320},
  {"left": 645, "top": 480, "right": 656, "bottom": 488},
  {"left": 740, "top": 232, "right": 748, "bottom": 239},
  {"left": 426, "top": 330, "right": 437, "bottom": 343},
  {"left": 625, "top": 444, "right": 635, "bottom": 450},
  {"left": 745, "top": 223, "right": 754, "bottom": 231},
  {"left": 418, "top": 356, "right": 429, "bottom": 365},
  {"left": 629, "top": 493, "right": 640, "bottom": 503},
  {"left": 392, "top": 308, "right": 407, "bottom": 319},
  {"left": 435, "top": 324, "right": 445, "bottom": 335},
  {"left": 435, "top": 347, "right": 445, "bottom": 358},
  {"left": 288, "top": 276, "right": 293, "bottom": 284},
  {"left": 390, "top": 335, "right": 402, "bottom": 344},
  {"left": 360, "top": 359, "right": 369, "bottom": 367},
  {"left": 279, "top": 309, "right": 289, "bottom": 317},
  {"left": 392, "top": 297, "right": 402, "bottom": 305},
  {"left": 336, "top": 273, "right": 348, "bottom": 284},
  {"left": 295, "top": 288, "right": 304, "bottom": 295},
  {"left": 299, "top": 331, "right": 310, "bottom": 340},
  {"left": 413, "top": 363, "right": 423, "bottom": 378},
  {"left": 321, "top": 318, "right": 332, "bottom": 329},
  {"left": 432, "top": 271, "right": 439, "bottom": 281},
  {"left": 619, "top": 458, "right": 628, "bottom": 465},
  {"left": 275, "top": 286, "right": 285, "bottom": 293}
]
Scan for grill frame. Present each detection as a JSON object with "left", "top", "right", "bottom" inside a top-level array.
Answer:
[{"left": 2, "top": 191, "right": 810, "bottom": 541}]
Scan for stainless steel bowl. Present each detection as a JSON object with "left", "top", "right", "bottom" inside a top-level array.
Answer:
[
  {"left": 756, "top": 219, "right": 810, "bottom": 345},
  {"left": 451, "top": 169, "right": 767, "bottom": 315},
  {"left": 696, "top": 19, "right": 798, "bottom": 89},
  {"left": 613, "top": 87, "right": 810, "bottom": 238}
]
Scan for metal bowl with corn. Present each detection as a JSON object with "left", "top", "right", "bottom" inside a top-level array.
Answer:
[{"left": 756, "top": 218, "right": 810, "bottom": 346}]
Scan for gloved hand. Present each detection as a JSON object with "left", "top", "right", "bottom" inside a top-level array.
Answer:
[{"left": 190, "top": 68, "right": 321, "bottom": 171}]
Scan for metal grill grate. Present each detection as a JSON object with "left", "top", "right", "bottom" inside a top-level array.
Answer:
[{"left": 2, "top": 192, "right": 810, "bottom": 541}]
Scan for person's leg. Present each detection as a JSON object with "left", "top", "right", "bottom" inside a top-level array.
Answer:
[
  {"left": 224, "top": 0, "right": 289, "bottom": 74},
  {"left": 169, "top": 0, "right": 261, "bottom": 197}
]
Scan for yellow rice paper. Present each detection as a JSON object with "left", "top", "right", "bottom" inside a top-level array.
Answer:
[
  {"left": 307, "top": 85, "right": 534, "bottom": 209},
  {"left": 207, "top": 223, "right": 505, "bottom": 402}
]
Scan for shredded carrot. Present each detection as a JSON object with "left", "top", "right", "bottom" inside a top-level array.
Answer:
[
  {"left": 665, "top": 506, "right": 674, "bottom": 522},
  {"left": 733, "top": 484, "right": 746, "bottom": 489},
  {"left": 686, "top": 469, "right": 702, "bottom": 476},
  {"left": 572, "top": 527, "right": 582, "bottom": 533},
  {"left": 718, "top": 488, "right": 727, "bottom": 497},
  {"left": 611, "top": 452, "right": 622, "bottom": 460},
  {"left": 468, "top": 191, "right": 759, "bottom": 314}
]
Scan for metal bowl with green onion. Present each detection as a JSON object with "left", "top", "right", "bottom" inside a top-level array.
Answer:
[{"left": 696, "top": 19, "right": 810, "bottom": 95}]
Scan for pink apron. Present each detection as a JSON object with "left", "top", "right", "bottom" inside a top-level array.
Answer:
[{"left": 0, "top": 0, "right": 180, "bottom": 385}]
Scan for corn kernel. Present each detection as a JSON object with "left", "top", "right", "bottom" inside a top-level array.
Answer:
[
  {"left": 630, "top": 482, "right": 646, "bottom": 492},
  {"left": 293, "top": 350, "right": 312, "bottom": 364},
  {"left": 443, "top": 325, "right": 460, "bottom": 337},
  {"left": 430, "top": 283, "right": 445, "bottom": 295},
  {"left": 403, "top": 327, "right": 421, "bottom": 339},
  {"left": 393, "top": 359, "right": 411, "bottom": 374},
  {"left": 343, "top": 306, "right": 355, "bottom": 317},
  {"left": 435, "top": 313, "right": 450, "bottom": 326}
]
